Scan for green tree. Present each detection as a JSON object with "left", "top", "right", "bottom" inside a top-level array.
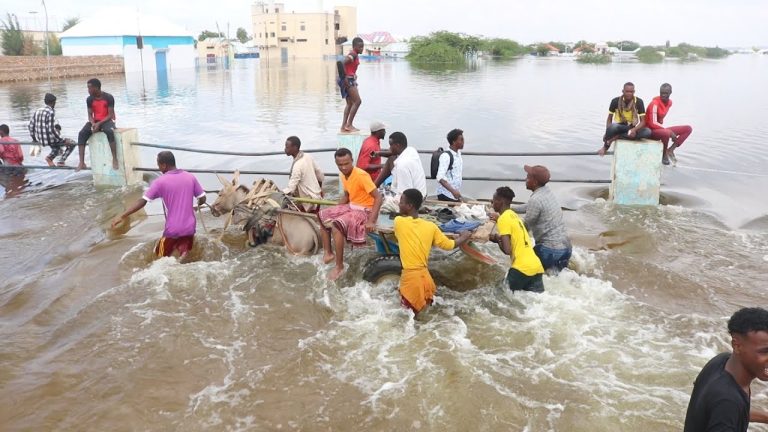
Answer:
[
  {"left": 1, "top": 13, "right": 25, "bottom": 55},
  {"left": 483, "top": 38, "right": 525, "bottom": 58},
  {"left": 48, "top": 34, "right": 62, "bottom": 55},
  {"left": 704, "top": 46, "right": 729, "bottom": 59},
  {"left": 636, "top": 46, "right": 663, "bottom": 63},
  {"left": 198, "top": 30, "right": 224, "bottom": 41},
  {"left": 535, "top": 43, "right": 550, "bottom": 56},
  {"left": 576, "top": 53, "right": 611, "bottom": 64},
  {"left": 574, "top": 40, "right": 594, "bottom": 53},
  {"left": 236, "top": 27, "right": 250, "bottom": 44},
  {"left": 62, "top": 17, "right": 80, "bottom": 32}
]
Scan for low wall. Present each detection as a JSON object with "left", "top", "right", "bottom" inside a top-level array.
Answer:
[{"left": 0, "top": 56, "right": 124, "bottom": 83}]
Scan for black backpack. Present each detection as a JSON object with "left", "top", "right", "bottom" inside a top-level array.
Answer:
[{"left": 430, "top": 148, "right": 454, "bottom": 179}]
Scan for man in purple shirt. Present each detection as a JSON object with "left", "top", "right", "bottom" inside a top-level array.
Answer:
[{"left": 112, "top": 151, "right": 206, "bottom": 260}]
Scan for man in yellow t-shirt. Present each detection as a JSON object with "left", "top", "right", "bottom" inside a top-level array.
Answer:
[
  {"left": 488, "top": 186, "right": 545, "bottom": 292},
  {"left": 394, "top": 189, "right": 470, "bottom": 314}
]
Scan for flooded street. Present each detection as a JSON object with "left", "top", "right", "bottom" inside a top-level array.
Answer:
[{"left": 1, "top": 55, "right": 767, "bottom": 430}]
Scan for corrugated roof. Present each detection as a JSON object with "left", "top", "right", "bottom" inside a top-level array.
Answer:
[{"left": 60, "top": 7, "right": 194, "bottom": 38}]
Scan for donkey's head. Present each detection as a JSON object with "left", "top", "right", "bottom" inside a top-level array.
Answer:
[{"left": 210, "top": 171, "right": 249, "bottom": 217}]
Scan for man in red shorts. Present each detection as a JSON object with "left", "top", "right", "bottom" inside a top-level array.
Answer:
[{"left": 112, "top": 151, "right": 206, "bottom": 261}]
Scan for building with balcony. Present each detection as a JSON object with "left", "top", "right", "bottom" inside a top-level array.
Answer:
[{"left": 251, "top": 2, "right": 357, "bottom": 61}]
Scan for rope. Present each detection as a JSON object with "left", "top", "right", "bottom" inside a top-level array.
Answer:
[
  {"left": 0, "top": 164, "right": 90, "bottom": 171},
  {"left": 131, "top": 142, "right": 338, "bottom": 157},
  {"left": 131, "top": 167, "right": 609, "bottom": 183}
]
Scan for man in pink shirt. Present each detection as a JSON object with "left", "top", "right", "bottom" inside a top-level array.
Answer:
[
  {"left": 112, "top": 151, "right": 206, "bottom": 260},
  {"left": 0, "top": 124, "right": 24, "bottom": 166}
]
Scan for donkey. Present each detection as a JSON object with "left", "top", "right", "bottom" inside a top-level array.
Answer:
[{"left": 210, "top": 172, "right": 320, "bottom": 255}]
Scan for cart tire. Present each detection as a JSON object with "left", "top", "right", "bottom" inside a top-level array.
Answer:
[{"left": 363, "top": 255, "right": 402, "bottom": 284}]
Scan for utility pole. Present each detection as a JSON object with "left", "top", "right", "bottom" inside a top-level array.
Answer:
[{"left": 42, "top": 0, "right": 50, "bottom": 89}]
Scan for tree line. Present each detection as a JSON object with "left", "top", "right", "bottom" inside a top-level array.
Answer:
[
  {"left": 1, "top": 13, "right": 79, "bottom": 56},
  {"left": 407, "top": 31, "right": 731, "bottom": 64}
]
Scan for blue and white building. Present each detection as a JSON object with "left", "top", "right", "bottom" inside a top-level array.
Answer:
[{"left": 60, "top": 8, "right": 195, "bottom": 73}]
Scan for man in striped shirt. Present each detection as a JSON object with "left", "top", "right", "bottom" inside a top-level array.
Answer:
[{"left": 28, "top": 93, "right": 75, "bottom": 166}]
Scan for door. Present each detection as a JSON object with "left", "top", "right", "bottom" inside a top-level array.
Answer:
[
  {"left": 280, "top": 47, "right": 288, "bottom": 63},
  {"left": 155, "top": 50, "right": 167, "bottom": 73}
]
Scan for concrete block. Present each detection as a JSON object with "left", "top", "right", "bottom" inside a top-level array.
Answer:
[
  {"left": 609, "top": 139, "right": 662, "bottom": 206},
  {"left": 89, "top": 128, "right": 142, "bottom": 187},
  {"left": 336, "top": 132, "right": 368, "bottom": 190}
]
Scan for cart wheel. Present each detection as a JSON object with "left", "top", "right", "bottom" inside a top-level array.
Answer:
[{"left": 362, "top": 255, "right": 402, "bottom": 285}]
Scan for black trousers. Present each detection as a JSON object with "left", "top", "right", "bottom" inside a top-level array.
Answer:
[{"left": 78, "top": 120, "right": 116, "bottom": 145}]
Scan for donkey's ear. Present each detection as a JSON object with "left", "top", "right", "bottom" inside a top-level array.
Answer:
[
  {"left": 217, "top": 174, "right": 230, "bottom": 188},
  {"left": 233, "top": 170, "right": 241, "bottom": 186}
]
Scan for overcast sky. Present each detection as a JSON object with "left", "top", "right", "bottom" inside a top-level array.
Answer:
[{"left": 4, "top": 0, "right": 766, "bottom": 47}]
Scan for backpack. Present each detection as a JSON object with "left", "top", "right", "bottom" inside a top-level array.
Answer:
[{"left": 430, "top": 148, "right": 454, "bottom": 179}]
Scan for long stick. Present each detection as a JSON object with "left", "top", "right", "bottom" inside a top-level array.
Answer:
[{"left": 291, "top": 197, "right": 338, "bottom": 206}]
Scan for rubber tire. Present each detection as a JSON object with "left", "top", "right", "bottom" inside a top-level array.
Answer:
[{"left": 362, "top": 255, "right": 402, "bottom": 284}]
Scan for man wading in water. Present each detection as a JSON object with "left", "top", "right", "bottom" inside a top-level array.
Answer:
[
  {"left": 394, "top": 189, "right": 470, "bottom": 315},
  {"left": 112, "top": 151, "right": 206, "bottom": 261}
]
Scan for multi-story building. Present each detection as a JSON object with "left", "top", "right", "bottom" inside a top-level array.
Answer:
[{"left": 251, "top": 2, "right": 357, "bottom": 61}]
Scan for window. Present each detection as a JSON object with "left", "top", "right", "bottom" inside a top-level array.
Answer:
[
  {"left": 334, "top": 23, "right": 340, "bottom": 30},
  {"left": 270, "top": 32, "right": 275, "bottom": 37},
  {"left": 325, "top": 39, "right": 329, "bottom": 45},
  {"left": 279, "top": 37, "right": 289, "bottom": 42},
  {"left": 281, "top": 22, "right": 286, "bottom": 31},
  {"left": 259, "top": 33, "right": 262, "bottom": 38},
  {"left": 300, "top": 22, "right": 305, "bottom": 31},
  {"left": 297, "top": 39, "right": 307, "bottom": 42},
  {"left": 274, "top": 8, "right": 279, "bottom": 13}
]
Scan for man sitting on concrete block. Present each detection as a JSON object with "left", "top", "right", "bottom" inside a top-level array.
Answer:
[{"left": 598, "top": 82, "right": 652, "bottom": 156}]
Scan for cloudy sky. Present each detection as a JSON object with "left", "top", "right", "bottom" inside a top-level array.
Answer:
[{"left": 4, "top": 0, "right": 766, "bottom": 47}]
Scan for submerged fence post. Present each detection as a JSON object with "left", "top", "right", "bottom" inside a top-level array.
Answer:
[
  {"left": 609, "top": 139, "right": 663, "bottom": 205},
  {"left": 90, "top": 128, "right": 142, "bottom": 187},
  {"left": 336, "top": 132, "right": 367, "bottom": 190}
]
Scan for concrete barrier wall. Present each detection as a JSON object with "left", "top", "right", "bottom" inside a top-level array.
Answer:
[
  {"left": 0, "top": 56, "right": 124, "bottom": 83},
  {"left": 609, "top": 139, "right": 663, "bottom": 206},
  {"left": 336, "top": 132, "right": 368, "bottom": 190},
  {"left": 89, "top": 128, "right": 142, "bottom": 187}
]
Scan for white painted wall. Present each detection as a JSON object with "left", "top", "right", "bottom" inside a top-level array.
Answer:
[{"left": 62, "top": 44, "right": 123, "bottom": 56}]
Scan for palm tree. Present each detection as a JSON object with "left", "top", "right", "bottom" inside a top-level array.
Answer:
[{"left": 62, "top": 17, "right": 80, "bottom": 32}]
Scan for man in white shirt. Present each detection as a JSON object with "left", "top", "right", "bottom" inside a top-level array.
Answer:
[
  {"left": 283, "top": 136, "right": 324, "bottom": 205},
  {"left": 388, "top": 131, "right": 426, "bottom": 197},
  {"left": 435, "top": 128, "right": 464, "bottom": 202}
]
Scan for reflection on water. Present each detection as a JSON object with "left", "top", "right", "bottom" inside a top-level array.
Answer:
[{"left": 0, "top": 56, "right": 767, "bottom": 431}]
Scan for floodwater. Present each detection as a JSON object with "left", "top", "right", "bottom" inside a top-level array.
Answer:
[{"left": 1, "top": 55, "right": 767, "bottom": 431}]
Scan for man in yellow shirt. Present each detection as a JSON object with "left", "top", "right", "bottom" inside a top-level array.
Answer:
[
  {"left": 394, "top": 189, "right": 471, "bottom": 314},
  {"left": 489, "top": 186, "right": 545, "bottom": 292}
]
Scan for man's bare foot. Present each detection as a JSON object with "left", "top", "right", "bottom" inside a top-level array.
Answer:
[
  {"left": 328, "top": 266, "right": 344, "bottom": 281},
  {"left": 75, "top": 163, "right": 87, "bottom": 172},
  {"left": 44, "top": 157, "right": 54, "bottom": 167},
  {"left": 112, "top": 159, "right": 119, "bottom": 170},
  {"left": 323, "top": 253, "right": 335, "bottom": 264},
  {"left": 347, "top": 126, "right": 360, "bottom": 132},
  {"left": 597, "top": 147, "right": 607, "bottom": 156}
]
